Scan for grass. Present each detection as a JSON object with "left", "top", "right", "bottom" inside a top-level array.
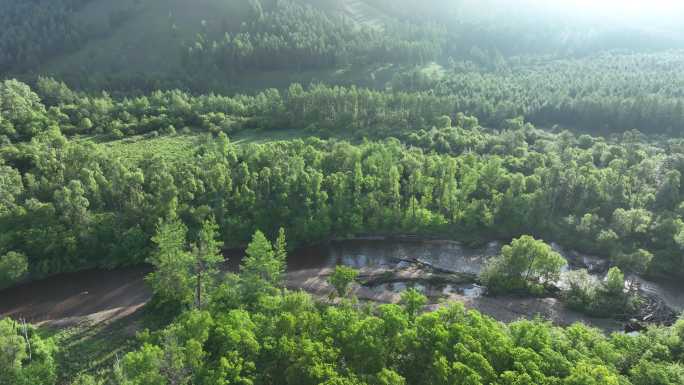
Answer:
[
  {"left": 231, "top": 128, "right": 310, "bottom": 145},
  {"left": 40, "top": 303, "right": 178, "bottom": 384},
  {"left": 101, "top": 132, "right": 204, "bottom": 164},
  {"left": 76, "top": 128, "right": 311, "bottom": 165}
]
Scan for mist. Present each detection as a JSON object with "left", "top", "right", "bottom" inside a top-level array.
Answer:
[{"left": 429, "top": 0, "right": 681, "bottom": 30}]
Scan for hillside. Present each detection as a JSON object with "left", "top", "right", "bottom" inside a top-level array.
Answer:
[
  {"left": 4, "top": 0, "right": 684, "bottom": 93},
  {"left": 4, "top": 0, "right": 427, "bottom": 92},
  {"left": 27, "top": 0, "right": 256, "bottom": 90}
]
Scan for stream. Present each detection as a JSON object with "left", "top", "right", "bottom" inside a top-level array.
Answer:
[{"left": 1, "top": 238, "right": 682, "bottom": 332}]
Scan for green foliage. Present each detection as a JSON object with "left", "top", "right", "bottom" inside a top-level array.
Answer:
[
  {"left": 0, "top": 79, "right": 48, "bottom": 141},
  {"left": 69, "top": 374, "right": 104, "bottom": 385},
  {"left": 146, "top": 215, "right": 225, "bottom": 309},
  {"left": 3, "top": 97, "right": 684, "bottom": 284},
  {"left": 408, "top": 52, "right": 684, "bottom": 134},
  {"left": 564, "top": 267, "right": 639, "bottom": 317},
  {"left": 328, "top": 265, "right": 359, "bottom": 298},
  {"left": 399, "top": 288, "right": 427, "bottom": 320},
  {"left": 184, "top": 0, "right": 444, "bottom": 74},
  {"left": 0, "top": 318, "right": 57, "bottom": 385},
  {"left": 604, "top": 267, "right": 626, "bottom": 296},
  {"left": 481, "top": 236, "right": 566, "bottom": 294},
  {"left": 240, "top": 230, "right": 284, "bottom": 302},
  {"left": 615, "top": 249, "right": 654, "bottom": 276},
  {"left": 274, "top": 227, "right": 288, "bottom": 278},
  {"left": 146, "top": 215, "right": 195, "bottom": 307},
  {"left": 5, "top": 0, "right": 684, "bottom": 96},
  {"left": 115, "top": 344, "right": 166, "bottom": 385},
  {"left": 3, "top": 4, "right": 684, "bottom": 385},
  {"left": 191, "top": 216, "right": 225, "bottom": 309},
  {"left": 0, "top": 251, "right": 28, "bottom": 289},
  {"left": 109, "top": 272, "right": 684, "bottom": 385},
  {"left": 563, "top": 269, "right": 598, "bottom": 311},
  {"left": 564, "top": 361, "right": 621, "bottom": 385},
  {"left": 0, "top": 0, "right": 92, "bottom": 73},
  {"left": 0, "top": 161, "right": 23, "bottom": 214},
  {"left": 629, "top": 359, "right": 684, "bottom": 385}
]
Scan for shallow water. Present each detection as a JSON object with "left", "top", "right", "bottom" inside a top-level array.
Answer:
[
  {"left": 287, "top": 239, "right": 501, "bottom": 275},
  {"left": 631, "top": 276, "right": 684, "bottom": 313},
  {"left": 288, "top": 239, "right": 684, "bottom": 310}
]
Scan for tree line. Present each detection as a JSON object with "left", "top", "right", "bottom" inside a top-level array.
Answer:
[
  {"left": 2, "top": 82, "right": 684, "bottom": 289},
  {"left": 395, "top": 51, "right": 684, "bottom": 135},
  {"left": 1, "top": 78, "right": 471, "bottom": 143},
  {"left": 2, "top": 78, "right": 684, "bottom": 287},
  {"left": 12, "top": 53, "right": 684, "bottom": 148}
]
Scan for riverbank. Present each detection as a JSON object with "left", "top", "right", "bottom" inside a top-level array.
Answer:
[{"left": 1, "top": 238, "right": 681, "bottom": 333}]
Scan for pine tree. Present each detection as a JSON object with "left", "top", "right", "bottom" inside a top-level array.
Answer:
[
  {"left": 146, "top": 215, "right": 194, "bottom": 306},
  {"left": 274, "top": 227, "right": 287, "bottom": 283},
  {"left": 191, "top": 216, "right": 224, "bottom": 309},
  {"left": 240, "top": 230, "right": 284, "bottom": 301}
]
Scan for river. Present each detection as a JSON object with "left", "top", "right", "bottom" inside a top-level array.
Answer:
[{"left": 1, "top": 238, "right": 682, "bottom": 331}]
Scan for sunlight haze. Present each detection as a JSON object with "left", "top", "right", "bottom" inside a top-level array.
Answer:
[
  {"left": 544, "top": 0, "right": 684, "bottom": 16},
  {"left": 1, "top": 1, "right": 683, "bottom": 383}
]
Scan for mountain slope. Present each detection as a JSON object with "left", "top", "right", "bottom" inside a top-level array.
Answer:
[
  {"left": 4, "top": 0, "right": 684, "bottom": 93},
  {"left": 43, "top": 0, "right": 251, "bottom": 87},
  {"left": 22, "top": 0, "right": 414, "bottom": 91}
]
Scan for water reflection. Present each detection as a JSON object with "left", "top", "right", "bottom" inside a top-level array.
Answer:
[
  {"left": 289, "top": 239, "right": 501, "bottom": 274},
  {"left": 286, "top": 238, "right": 684, "bottom": 311}
]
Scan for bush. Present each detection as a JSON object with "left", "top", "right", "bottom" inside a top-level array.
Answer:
[
  {"left": 328, "top": 265, "right": 359, "bottom": 298},
  {"left": 481, "top": 235, "right": 566, "bottom": 295},
  {"left": 563, "top": 267, "right": 639, "bottom": 318},
  {"left": 0, "top": 251, "right": 28, "bottom": 289},
  {"left": 564, "top": 269, "right": 597, "bottom": 311},
  {"left": 0, "top": 318, "right": 57, "bottom": 385}
]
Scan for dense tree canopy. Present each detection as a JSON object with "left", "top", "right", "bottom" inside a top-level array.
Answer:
[
  {"left": 0, "top": 0, "right": 93, "bottom": 73},
  {"left": 1, "top": 80, "right": 684, "bottom": 285},
  {"left": 184, "top": 0, "right": 444, "bottom": 74},
  {"left": 397, "top": 52, "right": 684, "bottom": 134}
]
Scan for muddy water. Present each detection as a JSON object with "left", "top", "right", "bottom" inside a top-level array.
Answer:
[
  {"left": 285, "top": 239, "right": 500, "bottom": 274},
  {"left": 632, "top": 276, "right": 684, "bottom": 313},
  {"left": 283, "top": 239, "right": 626, "bottom": 330},
  {"left": 285, "top": 239, "right": 683, "bottom": 331},
  {"left": 278, "top": 239, "right": 496, "bottom": 303},
  {"left": 305, "top": 240, "right": 683, "bottom": 304}
]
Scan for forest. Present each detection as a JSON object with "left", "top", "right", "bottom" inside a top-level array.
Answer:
[
  {"left": 183, "top": 0, "right": 445, "bottom": 72},
  {"left": 1, "top": 78, "right": 684, "bottom": 285},
  {"left": 1, "top": 0, "right": 684, "bottom": 384}
]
